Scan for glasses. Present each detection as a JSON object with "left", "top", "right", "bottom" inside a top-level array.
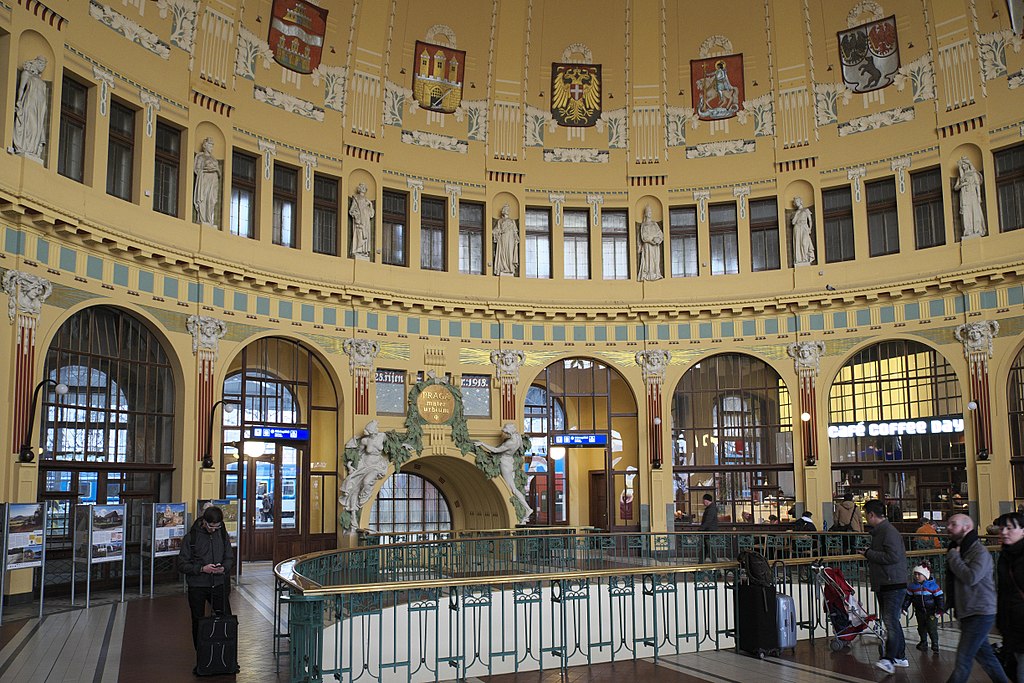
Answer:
[{"left": 204, "top": 522, "right": 223, "bottom": 531}]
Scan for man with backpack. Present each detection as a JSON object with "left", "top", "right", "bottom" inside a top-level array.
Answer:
[
  {"left": 862, "top": 499, "right": 909, "bottom": 674},
  {"left": 177, "top": 506, "right": 234, "bottom": 652}
]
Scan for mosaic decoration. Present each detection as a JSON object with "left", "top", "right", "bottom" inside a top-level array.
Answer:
[
  {"left": 413, "top": 40, "right": 465, "bottom": 114},
  {"left": 551, "top": 63, "right": 601, "bottom": 127},
  {"left": 690, "top": 54, "right": 744, "bottom": 121},
  {"left": 269, "top": 0, "right": 328, "bottom": 74},
  {"left": 838, "top": 15, "right": 899, "bottom": 93}
]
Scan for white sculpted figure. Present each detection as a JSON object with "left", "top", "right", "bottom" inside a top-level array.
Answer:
[
  {"left": 955, "top": 157, "right": 986, "bottom": 239},
  {"left": 339, "top": 420, "right": 389, "bottom": 528},
  {"left": 637, "top": 205, "right": 664, "bottom": 282},
  {"left": 792, "top": 197, "right": 815, "bottom": 266},
  {"left": 492, "top": 204, "right": 519, "bottom": 276},
  {"left": 342, "top": 337, "right": 380, "bottom": 371},
  {"left": 2, "top": 270, "right": 53, "bottom": 321},
  {"left": 12, "top": 57, "right": 48, "bottom": 162},
  {"left": 185, "top": 314, "right": 227, "bottom": 356},
  {"left": 349, "top": 183, "right": 374, "bottom": 260},
  {"left": 475, "top": 423, "right": 531, "bottom": 524},
  {"left": 193, "top": 137, "right": 221, "bottom": 226}
]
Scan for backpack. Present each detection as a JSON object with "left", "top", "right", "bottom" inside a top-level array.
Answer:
[{"left": 737, "top": 549, "right": 774, "bottom": 587}]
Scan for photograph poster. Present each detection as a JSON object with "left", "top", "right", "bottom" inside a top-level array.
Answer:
[
  {"left": 197, "top": 499, "right": 239, "bottom": 546},
  {"left": 90, "top": 504, "right": 125, "bottom": 564},
  {"left": 151, "top": 503, "right": 186, "bottom": 557},
  {"left": 6, "top": 503, "right": 45, "bottom": 570}
]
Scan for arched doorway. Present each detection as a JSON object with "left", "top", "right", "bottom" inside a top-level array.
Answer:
[
  {"left": 38, "top": 306, "right": 176, "bottom": 553},
  {"left": 670, "top": 353, "right": 795, "bottom": 527},
  {"left": 523, "top": 358, "right": 638, "bottom": 530},
  {"left": 220, "top": 337, "right": 338, "bottom": 562},
  {"left": 1008, "top": 345, "right": 1024, "bottom": 510},
  {"left": 368, "top": 471, "right": 453, "bottom": 543},
  {"left": 827, "top": 339, "right": 965, "bottom": 529}
]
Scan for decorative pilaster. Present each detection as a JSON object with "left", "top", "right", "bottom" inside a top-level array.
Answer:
[
  {"left": 955, "top": 321, "right": 999, "bottom": 458},
  {"left": 733, "top": 186, "right": 750, "bottom": 219},
  {"left": 93, "top": 67, "right": 115, "bottom": 117},
  {"left": 548, "top": 193, "right": 565, "bottom": 224},
  {"left": 787, "top": 341, "right": 825, "bottom": 466},
  {"left": 343, "top": 338, "right": 381, "bottom": 415},
  {"left": 586, "top": 194, "right": 603, "bottom": 225},
  {"left": 187, "top": 315, "right": 227, "bottom": 462},
  {"left": 257, "top": 139, "right": 276, "bottom": 179},
  {"left": 406, "top": 178, "right": 423, "bottom": 212},
  {"left": 445, "top": 184, "right": 461, "bottom": 218},
  {"left": 847, "top": 166, "right": 866, "bottom": 202},
  {"left": 693, "top": 189, "right": 710, "bottom": 222},
  {"left": 636, "top": 350, "right": 671, "bottom": 468},
  {"left": 490, "top": 349, "right": 525, "bottom": 421},
  {"left": 140, "top": 90, "right": 161, "bottom": 137},
  {"left": 299, "top": 152, "right": 317, "bottom": 191},
  {"left": 3, "top": 271, "right": 53, "bottom": 454}
]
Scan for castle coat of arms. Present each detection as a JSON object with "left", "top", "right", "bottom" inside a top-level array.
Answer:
[
  {"left": 690, "top": 54, "right": 744, "bottom": 121},
  {"left": 551, "top": 63, "right": 601, "bottom": 127},
  {"left": 413, "top": 41, "right": 466, "bottom": 114},
  {"left": 269, "top": 0, "right": 328, "bottom": 74},
  {"left": 838, "top": 15, "right": 900, "bottom": 93}
]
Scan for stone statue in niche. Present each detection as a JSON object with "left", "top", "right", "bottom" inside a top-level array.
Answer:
[
  {"left": 492, "top": 204, "right": 520, "bottom": 276},
  {"left": 475, "top": 423, "right": 531, "bottom": 524},
  {"left": 955, "top": 157, "right": 986, "bottom": 239},
  {"left": 339, "top": 420, "right": 389, "bottom": 529},
  {"left": 12, "top": 57, "right": 48, "bottom": 163},
  {"left": 791, "top": 197, "right": 815, "bottom": 266},
  {"left": 637, "top": 205, "right": 664, "bottom": 282},
  {"left": 349, "top": 183, "right": 375, "bottom": 260},
  {"left": 193, "top": 137, "right": 221, "bottom": 227}
]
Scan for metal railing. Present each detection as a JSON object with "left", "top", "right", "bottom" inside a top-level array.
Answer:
[{"left": 274, "top": 531, "right": 990, "bottom": 683}]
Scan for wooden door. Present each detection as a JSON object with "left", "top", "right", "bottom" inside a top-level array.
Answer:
[{"left": 589, "top": 471, "right": 609, "bottom": 530}]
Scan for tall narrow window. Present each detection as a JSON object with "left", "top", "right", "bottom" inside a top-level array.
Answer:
[
  {"left": 230, "top": 150, "right": 257, "bottom": 238},
  {"left": 382, "top": 189, "right": 407, "bottom": 266},
  {"left": 58, "top": 75, "right": 88, "bottom": 182},
  {"left": 420, "top": 196, "right": 446, "bottom": 271},
  {"left": 272, "top": 164, "right": 298, "bottom": 248},
  {"left": 823, "top": 186, "right": 855, "bottom": 263},
  {"left": 458, "top": 201, "right": 484, "bottom": 274},
  {"left": 525, "top": 208, "right": 551, "bottom": 279},
  {"left": 912, "top": 168, "right": 945, "bottom": 249},
  {"left": 995, "top": 143, "right": 1024, "bottom": 233},
  {"left": 601, "top": 210, "right": 629, "bottom": 280},
  {"left": 670, "top": 206, "right": 699, "bottom": 277},
  {"left": 563, "top": 209, "right": 590, "bottom": 280},
  {"left": 312, "top": 174, "right": 338, "bottom": 255},
  {"left": 749, "top": 198, "right": 780, "bottom": 271},
  {"left": 709, "top": 203, "right": 738, "bottom": 275},
  {"left": 153, "top": 121, "right": 180, "bottom": 217},
  {"left": 866, "top": 177, "right": 899, "bottom": 256},
  {"left": 106, "top": 100, "right": 135, "bottom": 201}
]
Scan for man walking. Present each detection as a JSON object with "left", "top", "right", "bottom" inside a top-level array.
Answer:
[
  {"left": 861, "top": 499, "right": 908, "bottom": 674},
  {"left": 699, "top": 493, "right": 718, "bottom": 562},
  {"left": 944, "top": 513, "right": 1009, "bottom": 683}
]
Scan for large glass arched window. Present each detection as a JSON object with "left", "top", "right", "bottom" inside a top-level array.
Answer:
[
  {"left": 39, "top": 306, "right": 175, "bottom": 541},
  {"left": 671, "top": 354, "right": 794, "bottom": 526},
  {"left": 369, "top": 472, "right": 452, "bottom": 542},
  {"left": 828, "top": 339, "right": 964, "bottom": 527},
  {"left": 1006, "top": 346, "right": 1024, "bottom": 508}
]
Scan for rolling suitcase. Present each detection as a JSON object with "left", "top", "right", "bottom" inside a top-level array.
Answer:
[
  {"left": 736, "top": 583, "right": 778, "bottom": 659},
  {"left": 776, "top": 592, "right": 797, "bottom": 652},
  {"left": 196, "top": 580, "right": 239, "bottom": 676}
]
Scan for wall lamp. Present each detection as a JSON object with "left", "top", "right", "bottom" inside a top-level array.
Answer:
[
  {"left": 203, "top": 400, "right": 237, "bottom": 469},
  {"left": 20, "top": 379, "right": 69, "bottom": 463}
]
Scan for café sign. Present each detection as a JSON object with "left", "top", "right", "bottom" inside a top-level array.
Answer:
[
  {"left": 416, "top": 384, "right": 456, "bottom": 424},
  {"left": 827, "top": 417, "right": 964, "bottom": 439}
]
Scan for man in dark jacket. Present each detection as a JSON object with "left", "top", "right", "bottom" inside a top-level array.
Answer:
[
  {"left": 861, "top": 499, "right": 908, "bottom": 674},
  {"left": 995, "top": 511, "right": 1024, "bottom": 682},
  {"left": 177, "top": 506, "right": 235, "bottom": 650},
  {"left": 945, "top": 513, "right": 1009, "bottom": 683},
  {"left": 699, "top": 493, "right": 718, "bottom": 562}
]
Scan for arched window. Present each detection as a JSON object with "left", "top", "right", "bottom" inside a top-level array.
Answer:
[
  {"left": 1005, "top": 346, "right": 1024, "bottom": 509},
  {"left": 369, "top": 472, "right": 452, "bottom": 541}
]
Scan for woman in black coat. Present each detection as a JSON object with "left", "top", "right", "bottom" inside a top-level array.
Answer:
[{"left": 996, "top": 511, "right": 1024, "bottom": 683}]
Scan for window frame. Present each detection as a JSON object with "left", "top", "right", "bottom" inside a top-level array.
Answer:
[
  {"left": 995, "top": 143, "right": 1024, "bottom": 233},
  {"left": 525, "top": 207, "right": 552, "bottom": 279},
  {"left": 823, "top": 185, "right": 856, "bottom": 263},
  {"left": 911, "top": 167, "right": 945, "bottom": 249},
  {"left": 708, "top": 203, "right": 739, "bottom": 275},
  {"left": 312, "top": 173, "right": 339, "bottom": 255},
  {"left": 601, "top": 209, "right": 630, "bottom": 280},
  {"left": 230, "top": 149, "right": 258, "bottom": 239},
  {"left": 669, "top": 206, "right": 699, "bottom": 278},
  {"left": 272, "top": 163, "right": 299, "bottom": 248},
  {"left": 58, "top": 74, "right": 88, "bottom": 183},
  {"left": 866, "top": 176, "right": 900, "bottom": 257},
  {"left": 153, "top": 120, "right": 181, "bottom": 217},
  {"left": 420, "top": 195, "right": 447, "bottom": 271},
  {"left": 106, "top": 99, "right": 136, "bottom": 201},
  {"left": 562, "top": 208, "right": 590, "bottom": 280},
  {"left": 458, "top": 200, "right": 485, "bottom": 275},
  {"left": 749, "top": 197, "right": 780, "bottom": 272},
  {"left": 382, "top": 189, "right": 409, "bottom": 266}
]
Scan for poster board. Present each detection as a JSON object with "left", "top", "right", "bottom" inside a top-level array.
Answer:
[
  {"left": 145, "top": 503, "right": 187, "bottom": 557},
  {"left": 197, "top": 499, "right": 239, "bottom": 546},
  {"left": 6, "top": 503, "right": 45, "bottom": 570},
  {"left": 89, "top": 505, "right": 125, "bottom": 564}
]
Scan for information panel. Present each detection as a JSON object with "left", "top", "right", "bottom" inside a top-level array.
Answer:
[
  {"left": 89, "top": 505, "right": 125, "bottom": 564},
  {"left": 148, "top": 503, "right": 187, "bottom": 557},
  {"left": 6, "top": 503, "right": 45, "bottom": 570},
  {"left": 197, "top": 499, "right": 239, "bottom": 546}
]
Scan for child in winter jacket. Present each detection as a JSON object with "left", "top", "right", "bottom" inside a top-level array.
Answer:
[{"left": 903, "top": 563, "right": 945, "bottom": 653}]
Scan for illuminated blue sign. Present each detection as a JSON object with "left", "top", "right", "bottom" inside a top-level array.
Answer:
[
  {"left": 250, "top": 426, "right": 310, "bottom": 441},
  {"left": 552, "top": 434, "right": 608, "bottom": 446}
]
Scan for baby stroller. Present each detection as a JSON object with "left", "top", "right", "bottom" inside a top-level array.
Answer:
[{"left": 813, "top": 563, "right": 887, "bottom": 653}]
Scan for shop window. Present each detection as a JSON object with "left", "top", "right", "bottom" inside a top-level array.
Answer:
[
  {"left": 823, "top": 186, "right": 855, "bottom": 263},
  {"left": 312, "top": 174, "right": 338, "bottom": 255},
  {"left": 272, "top": 163, "right": 298, "bottom": 248},
  {"left": 912, "top": 167, "right": 945, "bottom": 249},
  {"left": 106, "top": 100, "right": 135, "bottom": 201},
  {"left": 709, "top": 203, "right": 738, "bottom": 275},
  {"left": 749, "top": 197, "right": 780, "bottom": 271},
  {"left": 601, "top": 209, "right": 629, "bottom": 280},
  {"left": 458, "top": 201, "right": 485, "bottom": 274},
  {"left": 669, "top": 206, "right": 699, "bottom": 277},
  {"left": 368, "top": 473, "right": 452, "bottom": 543},
  {"left": 563, "top": 209, "right": 590, "bottom": 279},
  {"left": 867, "top": 177, "right": 900, "bottom": 256},
  {"left": 153, "top": 121, "right": 181, "bottom": 217},
  {"left": 230, "top": 150, "right": 258, "bottom": 238},
  {"left": 420, "top": 195, "right": 446, "bottom": 271},
  {"left": 58, "top": 74, "right": 88, "bottom": 183},
  {"left": 382, "top": 189, "right": 407, "bottom": 266},
  {"left": 995, "top": 143, "right": 1024, "bottom": 232},
  {"left": 525, "top": 208, "right": 551, "bottom": 279}
]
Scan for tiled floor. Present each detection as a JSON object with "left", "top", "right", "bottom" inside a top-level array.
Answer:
[{"left": 0, "top": 567, "right": 1008, "bottom": 682}]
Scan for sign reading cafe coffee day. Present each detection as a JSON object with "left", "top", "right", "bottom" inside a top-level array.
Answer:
[
  {"left": 416, "top": 384, "right": 456, "bottom": 424},
  {"left": 828, "top": 418, "right": 965, "bottom": 439}
]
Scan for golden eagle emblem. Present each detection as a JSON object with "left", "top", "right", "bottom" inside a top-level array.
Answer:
[{"left": 551, "top": 63, "right": 601, "bottom": 127}]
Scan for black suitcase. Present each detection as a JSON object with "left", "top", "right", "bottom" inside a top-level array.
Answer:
[
  {"left": 196, "top": 581, "right": 239, "bottom": 677},
  {"left": 736, "top": 583, "right": 779, "bottom": 659}
]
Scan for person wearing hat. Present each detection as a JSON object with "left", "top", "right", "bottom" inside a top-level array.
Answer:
[{"left": 903, "top": 562, "right": 945, "bottom": 653}]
